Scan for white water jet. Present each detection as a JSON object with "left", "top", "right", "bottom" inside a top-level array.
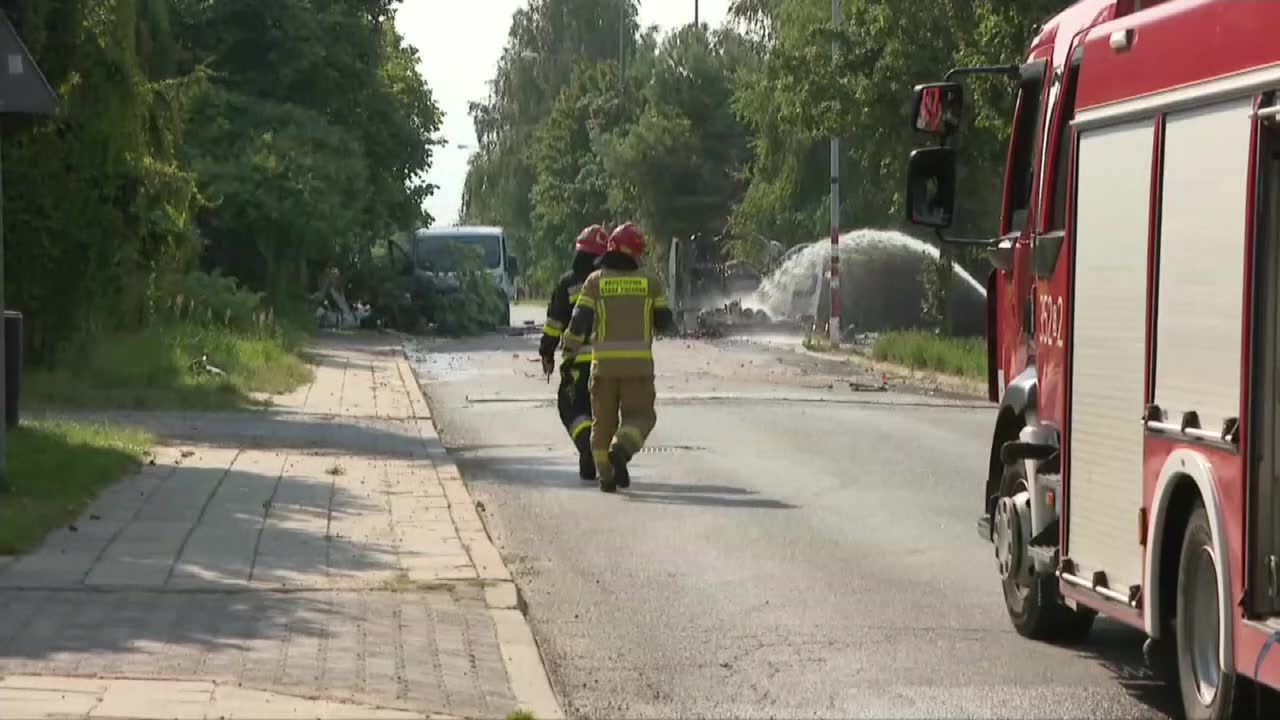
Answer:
[{"left": 748, "top": 228, "right": 988, "bottom": 334}]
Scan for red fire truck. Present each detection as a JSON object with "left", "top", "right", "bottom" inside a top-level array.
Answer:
[{"left": 905, "top": 1, "right": 1280, "bottom": 717}]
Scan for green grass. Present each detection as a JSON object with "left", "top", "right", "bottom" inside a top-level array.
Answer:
[
  {"left": 26, "top": 324, "right": 313, "bottom": 411},
  {"left": 505, "top": 711, "right": 537, "bottom": 720},
  {"left": 0, "top": 420, "right": 151, "bottom": 554},
  {"left": 870, "top": 330, "right": 987, "bottom": 380}
]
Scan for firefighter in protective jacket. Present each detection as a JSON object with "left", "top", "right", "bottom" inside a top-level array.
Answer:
[
  {"left": 540, "top": 225, "right": 609, "bottom": 479},
  {"left": 562, "top": 223, "right": 673, "bottom": 492}
]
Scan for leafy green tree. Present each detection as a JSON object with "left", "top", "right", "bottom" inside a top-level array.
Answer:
[
  {"left": 172, "top": 0, "right": 441, "bottom": 303},
  {"left": 462, "top": 0, "right": 639, "bottom": 283},
  {"left": 4, "top": 0, "right": 203, "bottom": 359},
  {"left": 528, "top": 63, "right": 636, "bottom": 291},
  {"left": 598, "top": 26, "right": 755, "bottom": 256}
]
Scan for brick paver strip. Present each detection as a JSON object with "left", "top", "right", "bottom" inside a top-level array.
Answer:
[{"left": 0, "top": 334, "right": 556, "bottom": 719}]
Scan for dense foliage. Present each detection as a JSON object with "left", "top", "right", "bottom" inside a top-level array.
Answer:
[
  {"left": 3, "top": 0, "right": 442, "bottom": 360},
  {"left": 462, "top": 0, "right": 1067, "bottom": 322}
]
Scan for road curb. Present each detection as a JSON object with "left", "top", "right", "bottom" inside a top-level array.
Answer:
[
  {"left": 399, "top": 348, "right": 564, "bottom": 720},
  {"left": 793, "top": 345, "right": 987, "bottom": 399}
]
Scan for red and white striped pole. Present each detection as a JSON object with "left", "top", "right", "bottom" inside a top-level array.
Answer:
[{"left": 828, "top": 0, "right": 842, "bottom": 348}]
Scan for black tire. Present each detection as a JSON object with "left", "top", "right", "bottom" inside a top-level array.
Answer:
[
  {"left": 998, "top": 463, "right": 1097, "bottom": 643},
  {"left": 498, "top": 296, "right": 511, "bottom": 328},
  {"left": 1175, "top": 505, "right": 1239, "bottom": 720}
]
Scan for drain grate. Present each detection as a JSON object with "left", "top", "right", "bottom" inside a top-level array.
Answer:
[{"left": 639, "top": 444, "right": 704, "bottom": 454}]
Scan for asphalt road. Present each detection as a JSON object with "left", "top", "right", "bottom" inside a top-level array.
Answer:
[{"left": 408, "top": 304, "right": 1179, "bottom": 720}]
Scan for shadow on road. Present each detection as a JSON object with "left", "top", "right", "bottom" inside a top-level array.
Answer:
[
  {"left": 43, "top": 410, "right": 445, "bottom": 460},
  {"left": 1069, "top": 620, "right": 1183, "bottom": 718},
  {"left": 455, "top": 453, "right": 798, "bottom": 511}
]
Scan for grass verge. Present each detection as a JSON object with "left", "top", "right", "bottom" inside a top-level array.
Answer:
[
  {"left": 0, "top": 420, "right": 151, "bottom": 554},
  {"left": 870, "top": 330, "right": 986, "bottom": 380},
  {"left": 26, "top": 324, "right": 313, "bottom": 411}
]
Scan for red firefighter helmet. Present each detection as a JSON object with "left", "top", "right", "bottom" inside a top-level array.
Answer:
[
  {"left": 607, "top": 223, "right": 646, "bottom": 259},
  {"left": 575, "top": 224, "right": 608, "bottom": 256}
]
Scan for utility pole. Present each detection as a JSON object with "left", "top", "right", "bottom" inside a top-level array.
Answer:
[
  {"left": 695, "top": 0, "right": 699, "bottom": 25},
  {"left": 828, "top": 0, "right": 842, "bottom": 348}
]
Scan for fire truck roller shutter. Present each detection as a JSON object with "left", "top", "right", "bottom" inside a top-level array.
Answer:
[
  {"left": 1140, "top": 97, "right": 1253, "bottom": 675},
  {"left": 1067, "top": 117, "right": 1155, "bottom": 598},
  {"left": 1152, "top": 97, "right": 1252, "bottom": 446}
]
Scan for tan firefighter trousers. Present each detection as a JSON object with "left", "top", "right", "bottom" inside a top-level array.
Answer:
[{"left": 589, "top": 375, "right": 657, "bottom": 474}]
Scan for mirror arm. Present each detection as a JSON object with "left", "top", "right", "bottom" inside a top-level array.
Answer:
[
  {"left": 933, "top": 228, "right": 995, "bottom": 247},
  {"left": 944, "top": 64, "right": 1020, "bottom": 82}
]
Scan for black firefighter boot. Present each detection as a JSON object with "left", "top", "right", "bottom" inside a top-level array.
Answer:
[
  {"left": 575, "top": 434, "right": 596, "bottom": 481},
  {"left": 609, "top": 446, "right": 631, "bottom": 489}
]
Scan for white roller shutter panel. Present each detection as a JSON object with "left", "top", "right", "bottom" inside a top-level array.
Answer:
[
  {"left": 1153, "top": 97, "right": 1253, "bottom": 436},
  {"left": 1067, "top": 118, "right": 1154, "bottom": 595}
]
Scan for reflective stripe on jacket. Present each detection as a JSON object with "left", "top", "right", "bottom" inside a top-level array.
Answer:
[{"left": 541, "top": 273, "right": 593, "bottom": 363}]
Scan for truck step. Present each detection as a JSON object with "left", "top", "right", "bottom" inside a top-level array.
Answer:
[{"left": 1029, "top": 518, "right": 1060, "bottom": 549}]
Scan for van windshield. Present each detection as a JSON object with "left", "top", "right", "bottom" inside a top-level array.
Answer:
[{"left": 417, "top": 234, "right": 502, "bottom": 271}]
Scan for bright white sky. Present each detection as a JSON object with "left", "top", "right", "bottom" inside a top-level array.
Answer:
[{"left": 397, "top": 1, "right": 732, "bottom": 227}]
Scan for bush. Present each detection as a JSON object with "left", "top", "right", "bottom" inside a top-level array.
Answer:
[
  {"left": 430, "top": 269, "right": 506, "bottom": 336},
  {"left": 169, "top": 270, "right": 266, "bottom": 331},
  {"left": 27, "top": 323, "right": 312, "bottom": 410},
  {"left": 871, "top": 330, "right": 987, "bottom": 380},
  {"left": 345, "top": 240, "right": 507, "bottom": 336}
]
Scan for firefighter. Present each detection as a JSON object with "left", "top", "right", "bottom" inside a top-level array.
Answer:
[
  {"left": 562, "top": 223, "right": 673, "bottom": 492},
  {"left": 541, "top": 224, "right": 609, "bottom": 480}
]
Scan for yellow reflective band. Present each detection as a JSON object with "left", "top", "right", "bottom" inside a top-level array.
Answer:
[
  {"left": 644, "top": 297, "right": 653, "bottom": 342},
  {"left": 569, "top": 293, "right": 580, "bottom": 304},
  {"left": 575, "top": 294, "right": 596, "bottom": 309},
  {"left": 572, "top": 353, "right": 594, "bottom": 364},
  {"left": 598, "top": 295, "right": 608, "bottom": 342},
  {"left": 542, "top": 325, "right": 563, "bottom": 338},
  {"left": 572, "top": 420, "right": 592, "bottom": 438},
  {"left": 592, "top": 450, "right": 610, "bottom": 462},
  {"left": 616, "top": 426, "right": 645, "bottom": 450},
  {"left": 563, "top": 331, "right": 584, "bottom": 345},
  {"left": 654, "top": 297, "right": 669, "bottom": 309},
  {"left": 545, "top": 318, "right": 565, "bottom": 330},
  {"left": 600, "top": 277, "right": 649, "bottom": 296},
  {"left": 593, "top": 350, "right": 653, "bottom": 360}
]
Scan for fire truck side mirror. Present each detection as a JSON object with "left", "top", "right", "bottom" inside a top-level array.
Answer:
[
  {"left": 911, "top": 82, "right": 964, "bottom": 136},
  {"left": 906, "top": 147, "right": 957, "bottom": 229}
]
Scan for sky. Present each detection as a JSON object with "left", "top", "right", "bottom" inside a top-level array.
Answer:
[{"left": 396, "top": 1, "right": 733, "bottom": 228}]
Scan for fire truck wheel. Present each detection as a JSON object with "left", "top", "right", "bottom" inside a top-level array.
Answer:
[
  {"left": 1174, "top": 506, "right": 1238, "bottom": 720},
  {"left": 998, "top": 464, "right": 1096, "bottom": 644}
]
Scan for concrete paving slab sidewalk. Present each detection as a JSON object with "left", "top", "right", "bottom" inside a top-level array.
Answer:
[{"left": 0, "top": 333, "right": 561, "bottom": 720}]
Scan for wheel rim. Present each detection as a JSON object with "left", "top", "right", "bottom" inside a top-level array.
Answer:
[
  {"left": 1186, "top": 546, "right": 1221, "bottom": 707},
  {"left": 995, "top": 495, "right": 1030, "bottom": 609}
]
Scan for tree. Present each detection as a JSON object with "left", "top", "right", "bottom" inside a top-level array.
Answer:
[
  {"left": 599, "top": 26, "right": 755, "bottom": 254},
  {"left": 4, "top": 0, "right": 203, "bottom": 359},
  {"left": 0, "top": 0, "right": 443, "bottom": 358},
  {"left": 462, "top": 0, "right": 639, "bottom": 284},
  {"left": 172, "top": 0, "right": 442, "bottom": 304},
  {"left": 528, "top": 63, "right": 635, "bottom": 291}
]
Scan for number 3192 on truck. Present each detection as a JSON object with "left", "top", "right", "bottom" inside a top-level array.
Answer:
[{"left": 904, "top": 1, "right": 1280, "bottom": 717}]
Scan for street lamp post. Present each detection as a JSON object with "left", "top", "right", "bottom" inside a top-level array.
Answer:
[{"left": 828, "top": 0, "right": 842, "bottom": 348}]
